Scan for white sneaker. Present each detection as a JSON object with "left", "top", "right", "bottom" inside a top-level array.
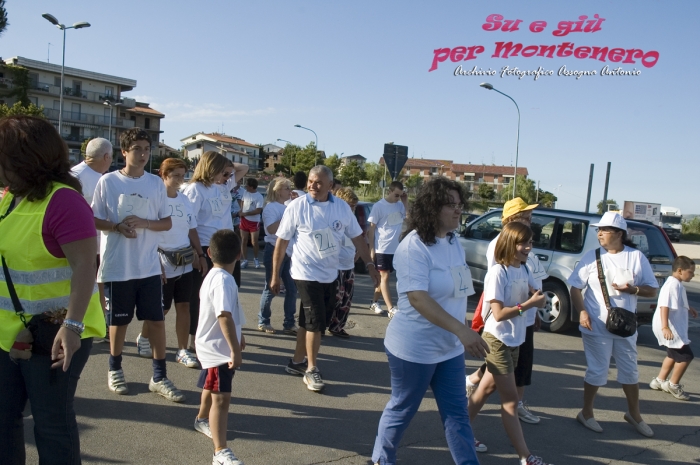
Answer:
[
  {"left": 517, "top": 401, "right": 540, "bottom": 424},
  {"left": 254, "top": 258, "right": 260, "bottom": 268},
  {"left": 149, "top": 377, "right": 185, "bottom": 403},
  {"left": 108, "top": 369, "right": 129, "bottom": 395},
  {"left": 176, "top": 349, "right": 200, "bottom": 368},
  {"left": 466, "top": 377, "right": 478, "bottom": 398},
  {"left": 474, "top": 438, "right": 487, "bottom": 453},
  {"left": 194, "top": 417, "right": 212, "bottom": 438},
  {"left": 370, "top": 302, "right": 385, "bottom": 314},
  {"left": 136, "top": 333, "right": 152, "bottom": 358},
  {"left": 212, "top": 448, "right": 244, "bottom": 465},
  {"left": 304, "top": 367, "right": 325, "bottom": 392},
  {"left": 649, "top": 377, "right": 664, "bottom": 391},
  {"left": 387, "top": 307, "right": 398, "bottom": 319},
  {"left": 662, "top": 380, "right": 690, "bottom": 401},
  {"left": 240, "top": 260, "right": 248, "bottom": 269}
]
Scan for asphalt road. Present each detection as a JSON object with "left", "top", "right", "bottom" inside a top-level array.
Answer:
[{"left": 22, "top": 253, "right": 700, "bottom": 465}]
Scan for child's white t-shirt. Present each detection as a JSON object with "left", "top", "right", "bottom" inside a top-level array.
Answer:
[
  {"left": 652, "top": 276, "right": 691, "bottom": 348},
  {"left": 158, "top": 193, "right": 197, "bottom": 279},
  {"left": 483, "top": 264, "right": 537, "bottom": 347},
  {"left": 92, "top": 171, "right": 169, "bottom": 283},
  {"left": 195, "top": 268, "right": 246, "bottom": 369}
]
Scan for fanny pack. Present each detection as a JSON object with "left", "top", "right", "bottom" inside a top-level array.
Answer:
[
  {"left": 158, "top": 246, "right": 195, "bottom": 267},
  {"left": 595, "top": 248, "right": 637, "bottom": 338}
]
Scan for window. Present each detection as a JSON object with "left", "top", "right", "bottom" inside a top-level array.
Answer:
[
  {"left": 554, "top": 218, "right": 588, "bottom": 253},
  {"left": 466, "top": 212, "right": 502, "bottom": 241},
  {"left": 71, "top": 103, "right": 81, "bottom": 118},
  {"left": 144, "top": 118, "right": 150, "bottom": 129},
  {"left": 54, "top": 77, "right": 61, "bottom": 87},
  {"left": 419, "top": 170, "right": 424, "bottom": 176},
  {"left": 196, "top": 143, "right": 202, "bottom": 149},
  {"left": 29, "top": 97, "right": 38, "bottom": 106},
  {"left": 105, "top": 86, "right": 114, "bottom": 97},
  {"left": 493, "top": 177, "right": 498, "bottom": 185},
  {"left": 53, "top": 100, "right": 60, "bottom": 110},
  {"left": 531, "top": 215, "right": 556, "bottom": 249},
  {"left": 29, "top": 73, "right": 39, "bottom": 88},
  {"left": 120, "top": 112, "right": 126, "bottom": 117},
  {"left": 464, "top": 175, "right": 475, "bottom": 182},
  {"left": 72, "top": 81, "right": 82, "bottom": 96},
  {"left": 627, "top": 222, "right": 674, "bottom": 267}
]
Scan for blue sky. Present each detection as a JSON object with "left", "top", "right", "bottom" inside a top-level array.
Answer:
[{"left": 4, "top": 1, "right": 699, "bottom": 213}]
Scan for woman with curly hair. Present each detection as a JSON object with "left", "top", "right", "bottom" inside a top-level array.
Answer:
[{"left": 372, "top": 177, "right": 488, "bottom": 465}]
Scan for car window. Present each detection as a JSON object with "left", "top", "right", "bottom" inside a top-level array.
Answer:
[
  {"left": 466, "top": 212, "right": 502, "bottom": 241},
  {"left": 531, "top": 214, "right": 555, "bottom": 249},
  {"left": 627, "top": 223, "right": 673, "bottom": 265},
  {"left": 554, "top": 218, "right": 588, "bottom": 253}
]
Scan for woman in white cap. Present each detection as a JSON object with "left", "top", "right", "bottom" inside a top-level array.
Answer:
[{"left": 567, "top": 212, "right": 658, "bottom": 437}]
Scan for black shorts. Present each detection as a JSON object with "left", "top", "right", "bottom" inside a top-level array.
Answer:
[
  {"left": 375, "top": 253, "right": 394, "bottom": 273},
  {"left": 197, "top": 364, "right": 235, "bottom": 393},
  {"left": 515, "top": 325, "right": 535, "bottom": 387},
  {"left": 105, "top": 275, "right": 164, "bottom": 326},
  {"left": 163, "top": 271, "right": 194, "bottom": 311},
  {"left": 667, "top": 344, "right": 694, "bottom": 363},
  {"left": 295, "top": 280, "right": 337, "bottom": 332}
]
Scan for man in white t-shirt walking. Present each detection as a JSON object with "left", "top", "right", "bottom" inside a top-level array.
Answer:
[
  {"left": 71, "top": 137, "right": 113, "bottom": 317},
  {"left": 240, "top": 177, "right": 264, "bottom": 269},
  {"left": 92, "top": 128, "right": 184, "bottom": 403},
  {"left": 367, "top": 181, "right": 408, "bottom": 317},
  {"left": 271, "top": 165, "right": 380, "bottom": 392}
]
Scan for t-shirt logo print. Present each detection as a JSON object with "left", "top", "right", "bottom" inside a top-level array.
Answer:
[{"left": 332, "top": 220, "right": 343, "bottom": 232}]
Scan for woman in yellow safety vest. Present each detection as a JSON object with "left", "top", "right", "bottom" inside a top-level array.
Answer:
[{"left": 0, "top": 115, "right": 105, "bottom": 464}]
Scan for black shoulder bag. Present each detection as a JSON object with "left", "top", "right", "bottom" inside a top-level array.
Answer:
[{"left": 595, "top": 248, "right": 637, "bottom": 338}]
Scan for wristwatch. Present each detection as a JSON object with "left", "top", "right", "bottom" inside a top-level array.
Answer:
[{"left": 62, "top": 318, "right": 85, "bottom": 335}]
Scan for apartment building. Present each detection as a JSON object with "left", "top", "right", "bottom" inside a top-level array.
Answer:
[
  {"left": 341, "top": 154, "right": 366, "bottom": 167},
  {"left": 181, "top": 132, "right": 260, "bottom": 173}
]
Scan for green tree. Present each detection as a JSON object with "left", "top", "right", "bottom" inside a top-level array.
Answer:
[
  {"left": 538, "top": 191, "right": 558, "bottom": 208},
  {"left": 0, "top": 63, "right": 31, "bottom": 106},
  {"left": 404, "top": 173, "right": 423, "bottom": 197},
  {"left": 501, "top": 175, "right": 537, "bottom": 204},
  {"left": 324, "top": 154, "right": 342, "bottom": 179},
  {"left": 339, "top": 160, "right": 366, "bottom": 188},
  {"left": 0, "top": 1, "right": 8, "bottom": 37},
  {"left": 596, "top": 199, "right": 619, "bottom": 215},
  {"left": 0, "top": 101, "right": 45, "bottom": 118},
  {"left": 477, "top": 183, "right": 495, "bottom": 201}
]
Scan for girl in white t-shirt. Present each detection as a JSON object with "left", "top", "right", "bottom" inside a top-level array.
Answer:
[
  {"left": 467, "top": 222, "right": 552, "bottom": 465},
  {"left": 650, "top": 256, "right": 697, "bottom": 401}
]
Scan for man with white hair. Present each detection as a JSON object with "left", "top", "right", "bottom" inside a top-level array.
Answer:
[
  {"left": 271, "top": 165, "right": 380, "bottom": 392},
  {"left": 72, "top": 137, "right": 113, "bottom": 320}
]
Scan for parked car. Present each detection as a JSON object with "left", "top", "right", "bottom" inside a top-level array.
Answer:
[
  {"left": 459, "top": 208, "right": 677, "bottom": 333},
  {"left": 353, "top": 201, "right": 374, "bottom": 273}
]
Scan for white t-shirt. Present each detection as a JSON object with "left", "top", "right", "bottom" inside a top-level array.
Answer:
[
  {"left": 241, "top": 190, "right": 264, "bottom": 222},
  {"left": 183, "top": 182, "right": 232, "bottom": 247},
  {"left": 339, "top": 231, "right": 356, "bottom": 271},
  {"left": 483, "top": 264, "right": 538, "bottom": 347},
  {"left": 486, "top": 233, "right": 547, "bottom": 326},
  {"left": 158, "top": 193, "right": 197, "bottom": 279},
  {"left": 367, "top": 198, "right": 406, "bottom": 254},
  {"left": 384, "top": 230, "right": 475, "bottom": 364},
  {"left": 195, "top": 268, "right": 246, "bottom": 369},
  {"left": 568, "top": 247, "right": 658, "bottom": 339},
  {"left": 285, "top": 189, "right": 306, "bottom": 206},
  {"left": 652, "top": 276, "right": 691, "bottom": 348},
  {"left": 71, "top": 161, "right": 104, "bottom": 252},
  {"left": 92, "top": 171, "right": 169, "bottom": 282},
  {"left": 276, "top": 193, "right": 362, "bottom": 283},
  {"left": 262, "top": 201, "right": 294, "bottom": 255}
]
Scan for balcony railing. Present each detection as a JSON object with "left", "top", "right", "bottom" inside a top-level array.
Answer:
[
  {"left": 43, "top": 108, "right": 135, "bottom": 128},
  {"left": 29, "top": 81, "right": 119, "bottom": 104}
]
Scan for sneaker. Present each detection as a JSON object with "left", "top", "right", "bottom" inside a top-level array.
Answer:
[
  {"left": 662, "top": 380, "right": 690, "bottom": 401},
  {"left": 257, "top": 324, "right": 275, "bottom": 334},
  {"left": 136, "top": 333, "right": 152, "bottom": 358},
  {"left": 212, "top": 448, "right": 244, "bottom": 465},
  {"left": 649, "top": 377, "right": 664, "bottom": 391},
  {"left": 523, "top": 454, "right": 553, "bottom": 465},
  {"left": 466, "top": 377, "right": 478, "bottom": 398},
  {"left": 285, "top": 358, "right": 308, "bottom": 376},
  {"left": 177, "top": 350, "right": 201, "bottom": 369},
  {"left": 517, "top": 401, "right": 540, "bottom": 424},
  {"left": 388, "top": 307, "right": 398, "bottom": 319},
  {"left": 240, "top": 260, "right": 248, "bottom": 269},
  {"left": 370, "top": 302, "right": 385, "bottom": 314},
  {"left": 149, "top": 377, "right": 185, "bottom": 403},
  {"left": 108, "top": 369, "right": 129, "bottom": 395},
  {"left": 303, "top": 367, "right": 325, "bottom": 392},
  {"left": 194, "top": 417, "right": 212, "bottom": 438},
  {"left": 254, "top": 258, "right": 260, "bottom": 268},
  {"left": 474, "top": 438, "right": 487, "bottom": 453},
  {"left": 330, "top": 329, "right": 350, "bottom": 338},
  {"left": 283, "top": 325, "right": 298, "bottom": 335}
]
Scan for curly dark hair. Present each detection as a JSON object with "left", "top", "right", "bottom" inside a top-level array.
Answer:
[
  {"left": 119, "top": 127, "right": 151, "bottom": 151},
  {"left": 0, "top": 116, "right": 82, "bottom": 200},
  {"left": 402, "top": 176, "right": 468, "bottom": 245}
]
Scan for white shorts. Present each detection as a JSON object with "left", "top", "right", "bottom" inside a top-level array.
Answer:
[{"left": 582, "top": 332, "right": 639, "bottom": 386}]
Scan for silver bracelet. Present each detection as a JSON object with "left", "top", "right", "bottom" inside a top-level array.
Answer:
[{"left": 61, "top": 318, "right": 85, "bottom": 335}]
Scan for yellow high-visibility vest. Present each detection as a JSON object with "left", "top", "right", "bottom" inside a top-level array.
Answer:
[{"left": 0, "top": 183, "right": 105, "bottom": 351}]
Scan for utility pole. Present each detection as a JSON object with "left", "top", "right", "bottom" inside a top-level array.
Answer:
[
  {"left": 602, "top": 162, "right": 611, "bottom": 213},
  {"left": 585, "top": 164, "right": 594, "bottom": 213}
]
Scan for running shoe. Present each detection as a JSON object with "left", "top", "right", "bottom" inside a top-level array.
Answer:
[
  {"left": 662, "top": 380, "right": 690, "bottom": 401},
  {"left": 176, "top": 349, "right": 200, "bottom": 369},
  {"left": 649, "top": 377, "right": 664, "bottom": 391},
  {"left": 304, "top": 367, "right": 325, "bottom": 392},
  {"left": 283, "top": 325, "right": 298, "bottom": 335},
  {"left": 149, "top": 377, "right": 185, "bottom": 403},
  {"left": 212, "top": 448, "right": 244, "bottom": 465},
  {"left": 285, "top": 358, "right": 308, "bottom": 376},
  {"left": 194, "top": 417, "right": 212, "bottom": 438},
  {"left": 517, "top": 401, "right": 540, "bottom": 424},
  {"left": 108, "top": 369, "right": 129, "bottom": 395},
  {"left": 466, "top": 377, "right": 478, "bottom": 398},
  {"left": 523, "top": 455, "right": 553, "bottom": 465},
  {"left": 330, "top": 329, "right": 350, "bottom": 338},
  {"left": 257, "top": 324, "right": 275, "bottom": 334},
  {"left": 254, "top": 258, "right": 260, "bottom": 268},
  {"left": 136, "top": 333, "right": 152, "bottom": 358},
  {"left": 240, "top": 260, "right": 248, "bottom": 269},
  {"left": 474, "top": 438, "right": 487, "bottom": 453},
  {"left": 388, "top": 307, "right": 398, "bottom": 319},
  {"left": 370, "top": 302, "right": 385, "bottom": 314}
]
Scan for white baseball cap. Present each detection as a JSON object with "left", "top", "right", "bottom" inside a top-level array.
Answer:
[{"left": 592, "top": 212, "right": 627, "bottom": 230}]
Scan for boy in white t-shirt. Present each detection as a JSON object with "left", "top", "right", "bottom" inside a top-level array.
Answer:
[
  {"left": 193, "top": 230, "right": 246, "bottom": 465},
  {"left": 92, "top": 128, "right": 184, "bottom": 403},
  {"left": 650, "top": 256, "right": 697, "bottom": 401}
]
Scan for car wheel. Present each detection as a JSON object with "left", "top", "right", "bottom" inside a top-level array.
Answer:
[{"left": 539, "top": 280, "right": 572, "bottom": 333}]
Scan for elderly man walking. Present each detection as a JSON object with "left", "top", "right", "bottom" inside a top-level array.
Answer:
[{"left": 271, "top": 166, "right": 380, "bottom": 392}]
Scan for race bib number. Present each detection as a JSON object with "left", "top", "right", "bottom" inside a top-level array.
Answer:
[
  {"left": 311, "top": 227, "right": 339, "bottom": 258},
  {"left": 208, "top": 197, "right": 225, "bottom": 217},
  {"left": 169, "top": 202, "right": 190, "bottom": 228},
  {"left": 117, "top": 194, "right": 149, "bottom": 223},
  {"left": 387, "top": 211, "right": 404, "bottom": 226},
  {"left": 450, "top": 265, "right": 475, "bottom": 298}
]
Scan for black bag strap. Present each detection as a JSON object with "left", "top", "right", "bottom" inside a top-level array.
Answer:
[
  {"left": 0, "top": 196, "right": 27, "bottom": 326},
  {"left": 595, "top": 248, "right": 613, "bottom": 312}
]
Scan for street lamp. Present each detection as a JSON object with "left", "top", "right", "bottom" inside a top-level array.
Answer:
[
  {"left": 103, "top": 100, "right": 123, "bottom": 146},
  {"left": 277, "top": 138, "right": 295, "bottom": 171},
  {"left": 294, "top": 124, "right": 318, "bottom": 166},
  {"left": 479, "top": 82, "right": 520, "bottom": 198},
  {"left": 42, "top": 13, "right": 91, "bottom": 137}
]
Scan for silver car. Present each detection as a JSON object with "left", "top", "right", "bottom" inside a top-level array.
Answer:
[{"left": 458, "top": 208, "right": 676, "bottom": 333}]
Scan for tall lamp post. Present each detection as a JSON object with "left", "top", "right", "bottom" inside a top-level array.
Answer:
[
  {"left": 42, "top": 13, "right": 91, "bottom": 137},
  {"left": 479, "top": 82, "right": 520, "bottom": 198},
  {"left": 294, "top": 124, "right": 318, "bottom": 166},
  {"left": 103, "top": 100, "right": 123, "bottom": 145}
]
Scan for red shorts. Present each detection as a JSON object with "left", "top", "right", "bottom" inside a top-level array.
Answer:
[
  {"left": 197, "top": 364, "right": 235, "bottom": 393},
  {"left": 240, "top": 217, "right": 260, "bottom": 233}
]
